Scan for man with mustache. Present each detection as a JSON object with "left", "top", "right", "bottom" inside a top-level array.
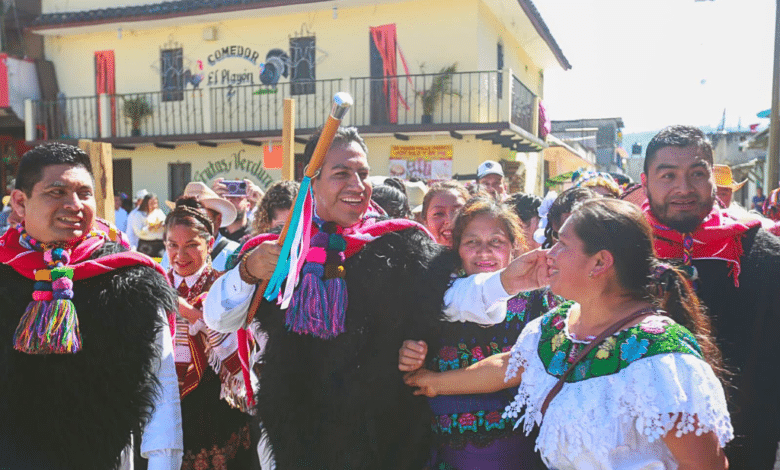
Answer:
[
  {"left": 204, "top": 127, "right": 455, "bottom": 469},
  {"left": 0, "top": 143, "right": 182, "bottom": 469},
  {"left": 642, "top": 125, "right": 780, "bottom": 470}
]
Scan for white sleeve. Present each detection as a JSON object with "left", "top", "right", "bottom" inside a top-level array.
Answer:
[
  {"left": 203, "top": 265, "right": 257, "bottom": 333},
  {"left": 442, "top": 271, "right": 511, "bottom": 325},
  {"left": 140, "top": 308, "right": 183, "bottom": 467}
]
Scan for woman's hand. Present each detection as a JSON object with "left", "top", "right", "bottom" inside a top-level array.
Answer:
[
  {"left": 178, "top": 296, "right": 203, "bottom": 323},
  {"left": 501, "top": 248, "right": 550, "bottom": 295},
  {"left": 404, "top": 369, "right": 440, "bottom": 397},
  {"left": 399, "top": 340, "right": 428, "bottom": 372}
]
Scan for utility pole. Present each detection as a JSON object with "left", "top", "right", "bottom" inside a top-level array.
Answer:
[{"left": 766, "top": 0, "right": 780, "bottom": 190}]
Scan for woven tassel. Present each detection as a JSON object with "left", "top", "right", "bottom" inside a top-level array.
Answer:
[
  {"left": 43, "top": 299, "right": 81, "bottom": 353},
  {"left": 13, "top": 301, "right": 49, "bottom": 353},
  {"left": 285, "top": 263, "right": 328, "bottom": 337},
  {"left": 324, "top": 276, "right": 347, "bottom": 338}
]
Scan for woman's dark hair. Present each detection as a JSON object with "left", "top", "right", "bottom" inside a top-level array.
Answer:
[
  {"left": 421, "top": 181, "right": 470, "bottom": 222},
  {"left": 504, "top": 192, "right": 542, "bottom": 223},
  {"left": 452, "top": 196, "right": 524, "bottom": 260},
  {"left": 164, "top": 196, "right": 214, "bottom": 242},
  {"left": 253, "top": 180, "right": 299, "bottom": 235},
  {"left": 139, "top": 193, "right": 158, "bottom": 213},
  {"left": 541, "top": 187, "right": 599, "bottom": 248},
  {"left": 371, "top": 178, "right": 412, "bottom": 219},
  {"left": 567, "top": 198, "right": 726, "bottom": 383}
]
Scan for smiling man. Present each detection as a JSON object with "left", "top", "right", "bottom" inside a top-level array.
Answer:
[
  {"left": 642, "top": 125, "right": 780, "bottom": 470},
  {"left": 0, "top": 143, "right": 182, "bottom": 470},
  {"left": 204, "top": 127, "right": 454, "bottom": 469}
]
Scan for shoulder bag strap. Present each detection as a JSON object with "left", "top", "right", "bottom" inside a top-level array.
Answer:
[
  {"left": 210, "top": 238, "right": 230, "bottom": 260},
  {"left": 540, "top": 307, "right": 656, "bottom": 417}
]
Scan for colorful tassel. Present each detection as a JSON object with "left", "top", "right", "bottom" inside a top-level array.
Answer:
[
  {"left": 285, "top": 263, "right": 327, "bottom": 336},
  {"left": 325, "top": 277, "right": 347, "bottom": 337}
]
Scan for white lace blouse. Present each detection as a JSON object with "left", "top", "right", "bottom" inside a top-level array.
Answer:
[{"left": 503, "top": 310, "right": 733, "bottom": 470}]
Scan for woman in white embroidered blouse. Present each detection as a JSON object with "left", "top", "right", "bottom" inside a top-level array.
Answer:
[{"left": 404, "top": 198, "right": 732, "bottom": 470}]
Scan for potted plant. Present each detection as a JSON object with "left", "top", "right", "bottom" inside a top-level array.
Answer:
[
  {"left": 418, "top": 63, "right": 459, "bottom": 124},
  {"left": 123, "top": 96, "right": 153, "bottom": 136}
]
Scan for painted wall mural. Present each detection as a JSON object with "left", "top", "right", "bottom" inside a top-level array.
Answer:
[{"left": 192, "top": 148, "right": 276, "bottom": 188}]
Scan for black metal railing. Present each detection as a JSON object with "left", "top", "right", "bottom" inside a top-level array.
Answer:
[
  {"left": 115, "top": 90, "right": 206, "bottom": 138},
  {"left": 30, "top": 73, "right": 537, "bottom": 140},
  {"left": 33, "top": 95, "right": 98, "bottom": 140},
  {"left": 511, "top": 76, "right": 535, "bottom": 134},
  {"left": 208, "top": 78, "right": 341, "bottom": 133},
  {"left": 349, "top": 70, "right": 504, "bottom": 127}
]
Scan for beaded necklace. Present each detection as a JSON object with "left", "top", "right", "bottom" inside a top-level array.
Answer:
[{"left": 13, "top": 223, "right": 104, "bottom": 354}]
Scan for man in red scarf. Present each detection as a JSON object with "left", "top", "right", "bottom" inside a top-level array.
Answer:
[
  {"left": 205, "top": 127, "right": 454, "bottom": 469},
  {"left": 0, "top": 143, "right": 182, "bottom": 469},
  {"left": 642, "top": 125, "right": 780, "bottom": 470}
]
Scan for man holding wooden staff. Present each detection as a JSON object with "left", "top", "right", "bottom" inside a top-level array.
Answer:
[{"left": 204, "top": 125, "right": 453, "bottom": 469}]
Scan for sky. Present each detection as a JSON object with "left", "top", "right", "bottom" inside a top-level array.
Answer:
[{"left": 533, "top": 0, "right": 777, "bottom": 135}]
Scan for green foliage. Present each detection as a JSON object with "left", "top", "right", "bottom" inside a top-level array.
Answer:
[
  {"left": 123, "top": 96, "right": 153, "bottom": 128},
  {"left": 418, "top": 63, "right": 459, "bottom": 116}
]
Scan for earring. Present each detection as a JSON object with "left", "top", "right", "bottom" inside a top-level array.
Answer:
[{"left": 588, "top": 271, "right": 594, "bottom": 278}]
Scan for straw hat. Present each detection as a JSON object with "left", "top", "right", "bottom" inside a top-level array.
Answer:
[
  {"left": 713, "top": 164, "right": 747, "bottom": 192},
  {"left": 405, "top": 180, "right": 428, "bottom": 214},
  {"left": 170, "top": 182, "right": 237, "bottom": 227}
]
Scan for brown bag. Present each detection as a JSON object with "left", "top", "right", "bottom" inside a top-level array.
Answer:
[{"left": 540, "top": 307, "right": 656, "bottom": 417}]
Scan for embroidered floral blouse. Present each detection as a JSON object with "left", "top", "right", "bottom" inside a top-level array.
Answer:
[{"left": 503, "top": 301, "right": 733, "bottom": 469}]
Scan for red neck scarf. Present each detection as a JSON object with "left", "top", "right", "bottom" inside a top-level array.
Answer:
[
  {"left": 1, "top": 225, "right": 167, "bottom": 354},
  {"left": 643, "top": 204, "right": 760, "bottom": 287},
  {"left": 0, "top": 225, "right": 166, "bottom": 281}
]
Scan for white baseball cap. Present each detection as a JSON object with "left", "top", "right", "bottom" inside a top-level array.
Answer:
[
  {"left": 135, "top": 189, "right": 149, "bottom": 201},
  {"left": 477, "top": 160, "right": 504, "bottom": 180}
]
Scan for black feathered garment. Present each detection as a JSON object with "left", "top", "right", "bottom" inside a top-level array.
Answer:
[
  {"left": 0, "top": 242, "right": 177, "bottom": 470},
  {"left": 689, "top": 228, "right": 780, "bottom": 470},
  {"left": 254, "top": 227, "right": 455, "bottom": 470}
]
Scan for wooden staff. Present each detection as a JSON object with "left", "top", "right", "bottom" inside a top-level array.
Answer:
[{"left": 244, "top": 92, "right": 353, "bottom": 325}]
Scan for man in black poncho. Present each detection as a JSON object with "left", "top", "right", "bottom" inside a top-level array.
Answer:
[
  {"left": 642, "top": 125, "right": 780, "bottom": 470},
  {"left": 0, "top": 143, "right": 182, "bottom": 469},
  {"left": 205, "top": 127, "right": 454, "bottom": 469}
]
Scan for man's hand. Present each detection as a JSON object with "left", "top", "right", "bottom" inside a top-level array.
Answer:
[
  {"left": 399, "top": 340, "right": 428, "bottom": 372},
  {"left": 178, "top": 296, "right": 203, "bottom": 323},
  {"left": 500, "top": 248, "right": 550, "bottom": 295},
  {"left": 211, "top": 177, "right": 228, "bottom": 198},
  {"left": 244, "top": 241, "right": 282, "bottom": 281},
  {"left": 245, "top": 179, "right": 264, "bottom": 206}
]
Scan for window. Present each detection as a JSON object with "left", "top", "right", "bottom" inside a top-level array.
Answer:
[
  {"left": 161, "top": 48, "right": 184, "bottom": 102},
  {"left": 290, "top": 37, "right": 316, "bottom": 95},
  {"left": 168, "top": 163, "right": 191, "bottom": 202}
]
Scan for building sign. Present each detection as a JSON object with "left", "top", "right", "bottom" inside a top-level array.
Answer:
[
  {"left": 388, "top": 145, "right": 453, "bottom": 181},
  {"left": 192, "top": 148, "right": 276, "bottom": 188},
  {"left": 194, "top": 45, "right": 290, "bottom": 88}
]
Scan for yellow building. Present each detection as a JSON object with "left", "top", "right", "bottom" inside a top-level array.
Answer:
[{"left": 27, "top": 0, "right": 569, "bottom": 200}]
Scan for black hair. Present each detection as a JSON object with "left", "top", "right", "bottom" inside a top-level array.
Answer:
[
  {"left": 504, "top": 192, "right": 542, "bottom": 223},
  {"left": 371, "top": 178, "right": 412, "bottom": 219},
  {"left": 644, "top": 125, "right": 713, "bottom": 175},
  {"left": 303, "top": 126, "right": 368, "bottom": 173},
  {"left": 139, "top": 193, "right": 158, "bottom": 213},
  {"left": 541, "top": 187, "right": 599, "bottom": 248},
  {"left": 568, "top": 198, "right": 726, "bottom": 384},
  {"left": 253, "top": 180, "right": 300, "bottom": 235},
  {"left": 15, "top": 143, "right": 93, "bottom": 196},
  {"left": 452, "top": 196, "right": 524, "bottom": 260},
  {"left": 421, "top": 181, "right": 470, "bottom": 222},
  {"left": 164, "top": 196, "right": 214, "bottom": 242}
]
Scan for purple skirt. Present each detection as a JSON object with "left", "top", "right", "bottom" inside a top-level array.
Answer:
[{"left": 433, "top": 433, "right": 544, "bottom": 470}]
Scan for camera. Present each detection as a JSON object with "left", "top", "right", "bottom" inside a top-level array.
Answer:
[{"left": 223, "top": 180, "right": 247, "bottom": 196}]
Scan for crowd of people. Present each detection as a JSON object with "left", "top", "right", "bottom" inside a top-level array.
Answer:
[{"left": 1, "top": 123, "right": 779, "bottom": 470}]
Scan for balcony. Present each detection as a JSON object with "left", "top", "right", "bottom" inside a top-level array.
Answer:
[{"left": 26, "top": 69, "right": 543, "bottom": 151}]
